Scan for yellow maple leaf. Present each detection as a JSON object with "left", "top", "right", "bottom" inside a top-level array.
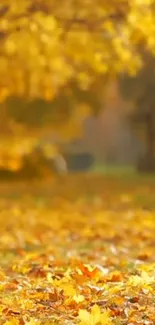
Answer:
[
  {"left": 73, "top": 294, "right": 85, "bottom": 303},
  {"left": 61, "top": 282, "right": 76, "bottom": 296},
  {"left": 78, "top": 304, "right": 112, "bottom": 325},
  {"left": 53, "top": 277, "right": 76, "bottom": 296},
  {"left": 4, "top": 320, "right": 19, "bottom": 325},
  {"left": 127, "top": 271, "right": 154, "bottom": 291}
]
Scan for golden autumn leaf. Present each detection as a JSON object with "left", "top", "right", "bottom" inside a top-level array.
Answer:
[
  {"left": 73, "top": 294, "right": 85, "bottom": 303},
  {"left": 79, "top": 304, "right": 112, "bottom": 325},
  {"left": 127, "top": 271, "right": 154, "bottom": 291},
  {"left": 3, "top": 320, "right": 19, "bottom": 325}
]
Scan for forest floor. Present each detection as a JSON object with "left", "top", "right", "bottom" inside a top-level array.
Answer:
[{"left": 0, "top": 173, "right": 155, "bottom": 325}]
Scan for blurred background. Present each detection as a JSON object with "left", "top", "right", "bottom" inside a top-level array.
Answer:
[
  {"left": 0, "top": 71, "right": 154, "bottom": 180},
  {"left": 0, "top": 74, "right": 153, "bottom": 180}
]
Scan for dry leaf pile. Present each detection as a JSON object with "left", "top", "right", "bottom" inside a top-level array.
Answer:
[{"left": 0, "top": 176, "right": 154, "bottom": 325}]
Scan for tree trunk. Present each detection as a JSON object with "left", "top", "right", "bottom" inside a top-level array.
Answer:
[
  {"left": 0, "top": 101, "right": 13, "bottom": 136},
  {"left": 138, "top": 107, "right": 155, "bottom": 172},
  {"left": 146, "top": 112, "right": 155, "bottom": 163}
]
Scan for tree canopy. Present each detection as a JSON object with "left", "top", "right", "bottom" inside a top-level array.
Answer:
[{"left": 1, "top": 0, "right": 155, "bottom": 101}]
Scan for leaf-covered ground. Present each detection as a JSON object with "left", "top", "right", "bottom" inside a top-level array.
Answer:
[{"left": 0, "top": 175, "right": 155, "bottom": 325}]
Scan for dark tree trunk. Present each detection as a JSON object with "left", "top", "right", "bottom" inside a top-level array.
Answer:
[
  {"left": 146, "top": 112, "right": 155, "bottom": 161},
  {"left": 137, "top": 107, "right": 155, "bottom": 172}
]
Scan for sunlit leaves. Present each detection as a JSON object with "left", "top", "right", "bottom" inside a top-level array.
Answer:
[
  {"left": 127, "top": 271, "right": 154, "bottom": 291},
  {"left": 0, "top": 0, "right": 155, "bottom": 100}
]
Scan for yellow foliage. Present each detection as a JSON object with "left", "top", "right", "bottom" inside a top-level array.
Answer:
[{"left": 0, "top": 0, "right": 155, "bottom": 100}]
